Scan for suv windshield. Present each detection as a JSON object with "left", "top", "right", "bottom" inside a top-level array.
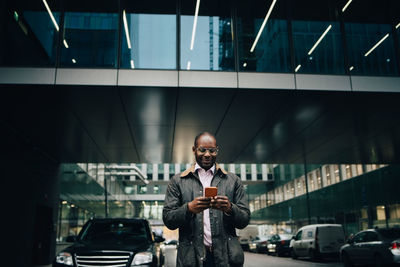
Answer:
[{"left": 79, "top": 221, "right": 149, "bottom": 244}]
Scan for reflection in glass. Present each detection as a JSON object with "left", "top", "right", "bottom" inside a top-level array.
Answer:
[
  {"left": 345, "top": 23, "right": 398, "bottom": 76},
  {"left": 120, "top": 13, "right": 176, "bottom": 69},
  {"left": 238, "top": 18, "right": 290, "bottom": 72},
  {"left": 181, "top": 14, "right": 234, "bottom": 71},
  {"left": 293, "top": 21, "right": 344, "bottom": 74},
  {"left": 1, "top": 1, "right": 60, "bottom": 67},
  {"left": 60, "top": 12, "right": 119, "bottom": 68}
]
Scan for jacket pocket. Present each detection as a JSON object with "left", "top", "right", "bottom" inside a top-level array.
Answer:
[
  {"left": 177, "top": 241, "right": 196, "bottom": 267},
  {"left": 227, "top": 236, "right": 244, "bottom": 266}
]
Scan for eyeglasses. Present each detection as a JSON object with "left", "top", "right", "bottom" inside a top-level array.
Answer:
[{"left": 196, "top": 147, "right": 219, "bottom": 155}]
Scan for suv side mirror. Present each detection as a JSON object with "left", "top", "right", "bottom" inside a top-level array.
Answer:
[
  {"left": 66, "top": 235, "right": 77, "bottom": 243},
  {"left": 291, "top": 235, "right": 297, "bottom": 241}
]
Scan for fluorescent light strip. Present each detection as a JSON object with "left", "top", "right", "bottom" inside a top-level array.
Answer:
[
  {"left": 130, "top": 60, "right": 135, "bottom": 69},
  {"left": 63, "top": 39, "right": 69, "bottom": 48},
  {"left": 396, "top": 22, "right": 400, "bottom": 29},
  {"left": 295, "top": 64, "right": 301, "bottom": 72},
  {"left": 250, "top": 0, "right": 277, "bottom": 53},
  {"left": 123, "top": 10, "right": 132, "bottom": 49},
  {"left": 42, "top": 0, "right": 59, "bottom": 31},
  {"left": 187, "top": 61, "right": 191, "bottom": 70},
  {"left": 342, "top": 0, "right": 352, "bottom": 12},
  {"left": 308, "top": 24, "right": 332, "bottom": 55},
  {"left": 190, "top": 0, "right": 201, "bottom": 50},
  {"left": 364, "top": 33, "right": 389, "bottom": 57}
]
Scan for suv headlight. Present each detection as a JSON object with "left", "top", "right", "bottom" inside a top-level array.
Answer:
[
  {"left": 56, "top": 252, "right": 73, "bottom": 266},
  {"left": 131, "top": 252, "right": 153, "bottom": 266}
]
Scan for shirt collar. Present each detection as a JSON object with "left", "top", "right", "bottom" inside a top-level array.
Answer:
[{"left": 194, "top": 162, "right": 215, "bottom": 174}]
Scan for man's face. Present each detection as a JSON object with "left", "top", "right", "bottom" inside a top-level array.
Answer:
[{"left": 193, "top": 134, "right": 218, "bottom": 170}]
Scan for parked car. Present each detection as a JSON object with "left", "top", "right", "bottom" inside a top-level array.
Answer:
[
  {"left": 53, "top": 218, "right": 165, "bottom": 267},
  {"left": 160, "top": 239, "right": 178, "bottom": 254},
  {"left": 340, "top": 228, "right": 400, "bottom": 267},
  {"left": 239, "top": 237, "right": 250, "bottom": 251},
  {"left": 290, "top": 224, "right": 345, "bottom": 260},
  {"left": 267, "top": 234, "right": 293, "bottom": 256},
  {"left": 248, "top": 236, "right": 269, "bottom": 253}
]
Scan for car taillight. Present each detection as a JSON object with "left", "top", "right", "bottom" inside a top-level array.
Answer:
[
  {"left": 391, "top": 242, "right": 400, "bottom": 250},
  {"left": 281, "top": 240, "right": 285, "bottom": 245},
  {"left": 261, "top": 241, "right": 267, "bottom": 245}
]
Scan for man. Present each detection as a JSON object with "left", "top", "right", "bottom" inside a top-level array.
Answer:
[{"left": 163, "top": 132, "right": 250, "bottom": 267}]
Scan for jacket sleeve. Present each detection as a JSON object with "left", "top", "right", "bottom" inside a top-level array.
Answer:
[
  {"left": 228, "top": 175, "right": 250, "bottom": 229},
  {"left": 162, "top": 176, "right": 193, "bottom": 230}
]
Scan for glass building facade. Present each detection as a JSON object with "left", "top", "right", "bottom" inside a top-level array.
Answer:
[{"left": 2, "top": 0, "right": 400, "bottom": 76}]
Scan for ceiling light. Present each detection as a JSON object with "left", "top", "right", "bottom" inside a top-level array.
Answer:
[
  {"left": 342, "top": 0, "right": 352, "bottom": 12},
  {"left": 364, "top": 33, "right": 389, "bottom": 57},
  {"left": 130, "top": 59, "right": 135, "bottom": 69},
  {"left": 63, "top": 39, "right": 69, "bottom": 48},
  {"left": 396, "top": 22, "right": 400, "bottom": 29},
  {"left": 250, "top": 0, "right": 277, "bottom": 53},
  {"left": 243, "top": 62, "right": 247, "bottom": 67},
  {"left": 42, "top": 0, "right": 59, "bottom": 31},
  {"left": 295, "top": 64, "right": 301, "bottom": 72},
  {"left": 72, "top": 58, "right": 76, "bottom": 63},
  {"left": 349, "top": 66, "right": 354, "bottom": 71},
  {"left": 123, "top": 10, "right": 132, "bottom": 49},
  {"left": 187, "top": 61, "right": 191, "bottom": 70},
  {"left": 190, "top": 0, "right": 201, "bottom": 50},
  {"left": 62, "top": 200, "right": 68, "bottom": 205},
  {"left": 308, "top": 24, "right": 332, "bottom": 55}
]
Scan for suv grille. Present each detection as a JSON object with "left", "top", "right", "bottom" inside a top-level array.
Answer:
[{"left": 75, "top": 251, "right": 132, "bottom": 267}]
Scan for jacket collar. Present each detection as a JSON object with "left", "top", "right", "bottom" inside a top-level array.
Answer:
[{"left": 180, "top": 163, "right": 227, "bottom": 178}]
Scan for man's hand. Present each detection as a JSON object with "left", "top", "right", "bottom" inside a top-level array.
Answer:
[
  {"left": 211, "top": 196, "right": 232, "bottom": 214},
  {"left": 188, "top": 197, "right": 212, "bottom": 214}
]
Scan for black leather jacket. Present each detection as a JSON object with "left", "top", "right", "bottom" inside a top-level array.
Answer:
[{"left": 163, "top": 164, "right": 250, "bottom": 267}]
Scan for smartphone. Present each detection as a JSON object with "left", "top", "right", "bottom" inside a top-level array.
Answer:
[{"left": 204, "top": 187, "right": 218, "bottom": 198}]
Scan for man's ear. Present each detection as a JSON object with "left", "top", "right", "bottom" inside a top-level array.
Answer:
[{"left": 192, "top": 146, "right": 196, "bottom": 152}]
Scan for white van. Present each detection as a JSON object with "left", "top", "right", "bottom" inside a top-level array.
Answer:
[{"left": 290, "top": 224, "right": 345, "bottom": 260}]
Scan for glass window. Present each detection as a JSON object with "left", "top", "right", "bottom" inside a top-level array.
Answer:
[
  {"left": 237, "top": 0, "right": 290, "bottom": 73},
  {"left": 120, "top": 0, "right": 176, "bottom": 69},
  {"left": 345, "top": 164, "right": 352, "bottom": 179},
  {"left": 316, "top": 169, "right": 322, "bottom": 189},
  {"left": 345, "top": 23, "right": 398, "bottom": 76},
  {"left": 325, "top": 165, "right": 331, "bottom": 185},
  {"left": 180, "top": 0, "right": 234, "bottom": 71},
  {"left": 1, "top": 0, "right": 60, "bottom": 67},
  {"left": 292, "top": 21, "right": 344, "bottom": 74},
  {"left": 334, "top": 164, "right": 340, "bottom": 183},
  {"left": 60, "top": 1, "right": 119, "bottom": 68}
]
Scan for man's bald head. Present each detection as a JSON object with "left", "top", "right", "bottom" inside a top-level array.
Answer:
[{"left": 194, "top": 132, "right": 217, "bottom": 147}]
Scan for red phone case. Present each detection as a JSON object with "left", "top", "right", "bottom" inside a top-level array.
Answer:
[{"left": 205, "top": 187, "right": 217, "bottom": 197}]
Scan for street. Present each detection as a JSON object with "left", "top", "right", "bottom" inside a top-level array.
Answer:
[{"left": 162, "top": 247, "right": 342, "bottom": 267}]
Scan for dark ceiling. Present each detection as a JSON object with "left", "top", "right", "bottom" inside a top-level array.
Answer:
[{"left": 1, "top": 84, "right": 400, "bottom": 164}]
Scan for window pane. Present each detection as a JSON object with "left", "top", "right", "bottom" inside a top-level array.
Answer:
[
  {"left": 237, "top": 0, "right": 290, "bottom": 72},
  {"left": 180, "top": 0, "right": 234, "bottom": 71},
  {"left": 345, "top": 23, "right": 398, "bottom": 76},
  {"left": 1, "top": 0, "right": 60, "bottom": 67},
  {"left": 60, "top": 1, "right": 119, "bottom": 68},
  {"left": 293, "top": 21, "right": 344, "bottom": 74},
  {"left": 120, "top": 0, "right": 176, "bottom": 69}
]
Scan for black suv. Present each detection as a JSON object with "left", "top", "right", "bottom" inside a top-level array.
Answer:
[{"left": 53, "top": 218, "right": 165, "bottom": 267}]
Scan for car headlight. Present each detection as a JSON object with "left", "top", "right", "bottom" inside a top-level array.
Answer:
[
  {"left": 56, "top": 252, "right": 73, "bottom": 266},
  {"left": 131, "top": 252, "right": 153, "bottom": 266}
]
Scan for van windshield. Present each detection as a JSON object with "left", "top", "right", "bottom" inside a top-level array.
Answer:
[{"left": 317, "top": 226, "right": 344, "bottom": 239}]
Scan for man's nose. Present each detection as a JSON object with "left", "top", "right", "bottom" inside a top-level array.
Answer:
[{"left": 204, "top": 150, "right": 211, "bottom": 156}]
